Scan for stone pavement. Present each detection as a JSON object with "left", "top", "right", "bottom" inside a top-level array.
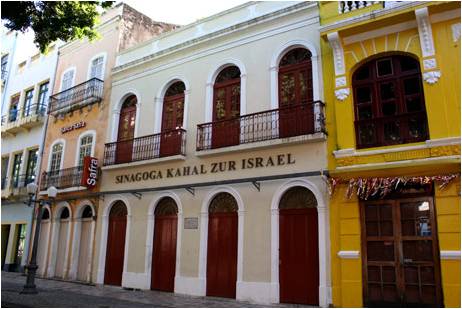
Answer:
[{"left": 1, "top": 272, "right": 307, "bottom": 308}]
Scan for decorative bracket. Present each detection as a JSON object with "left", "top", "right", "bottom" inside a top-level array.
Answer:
[
  {"left": 185, "top": 187, "right": 195, "bottom": 196},
  {"left": 335, "top": 88, "right": 350, "bottom": 101},
  {"left": 131, "top": 192, "right": 142, "bottom": 200},
  {"left": 415, "top": 7, "right": 435, "bottom": 58},
  {"left": 327, "top": 32, "right": 346, "bottom": 76},
  {"left": 251, "top": 181, "right": 261, "bottom": 192},
  {"left": 423, "top": 71, "right": 441, "bottom": 84}
]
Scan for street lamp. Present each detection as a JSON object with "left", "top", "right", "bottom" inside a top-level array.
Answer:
[{"left": 21, "top": 184, "right": 57, "bottom": 294}]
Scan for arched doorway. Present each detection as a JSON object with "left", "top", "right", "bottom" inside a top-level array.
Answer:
[
  {"left": 37, "top": 208, "right": 51, "bottom": 277},
  {"left": 151, "top": 197, "right": 178, "bottom": 292},
  {"left": 279, "top": 186, "right": 319, "bottom": 305},
  {"left": 55, "top": 207, "right": 70, "bottom": 279},
  {"left": 278, "top": 48, "right": 313, "bottom": 138},
  {"left": 104, "top": 201, "right": 127, "bottom": 286},
  {"left": 160, "top": 82, "right": 185, "bottom": 157},
  {"left": 76, "top": 205, "right": 93, "bottom": 282},
  {"left": 116, "top": 95, "right": 137, "bottom": 164},
  {"left": 212, "top": 66, "right": 241, "bottom": 148},
  {"left": 206, "top": 192, "right": 238, "bottom": 298}
]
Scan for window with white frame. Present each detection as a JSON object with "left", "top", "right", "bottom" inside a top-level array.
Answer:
[
  {"left": 61, "top": 70, "right": 74, "bottom": 91},
  {"left": 89, "top": 56, "right": 104, "bottom": 80},
  {"left": 50, "top": 143, "right": 63, "bottom": 172},
  {"left": 77, "top": 135, "right": 93, "bottom": 167}
]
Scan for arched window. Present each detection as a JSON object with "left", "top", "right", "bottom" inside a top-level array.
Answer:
[
  {"left": 60, "top": 207, "right": 70, "bottom": 219},
  {"left": 279, "top": 186, "right": 317, "bottom": 209},
  {"left": 77, "top": 134, "right": 93, "bottom": 167},
  {"left": 211, "top": 66, "right": 241, "bottom": 148},
  {"left": 278, "top": 48, "right": 313, "bottom": 107},
  {"left": 115, "top": 96, "right": 137, "bottom": 164},
  {"left": 353, "top": 54, "right": 428, "bottom": 148},
  {"left": 89, "top": 56, "right": 104, "bottom": 80},
  {"left": 209, "top": 192, "right": 238, "bottom": 213},
  {"left": 162, "top": 82, "right": 185, "bottom": 132},
  {"left": 155, "top": 197, "right": 178, "bottom": 216},
  {"left": 50, "top": 143, "right": 63, "bottom": 172},
  {"left": 214, "top": 66, "right": 241, "bottom": 121},
  {"left": 81, "top": 206, "right": 93, "bottom": 218},
  {"left": 42, "top": 208, "right": 50, "bottom": 220}
]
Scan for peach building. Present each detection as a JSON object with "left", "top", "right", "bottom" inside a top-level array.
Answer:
[{"left": 34, "top": 3, "right": 176, "bottom": 283}]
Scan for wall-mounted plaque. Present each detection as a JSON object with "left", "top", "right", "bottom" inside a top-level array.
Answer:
[{"left": 184, "top": 217, "right": 198, "bottom": 229}]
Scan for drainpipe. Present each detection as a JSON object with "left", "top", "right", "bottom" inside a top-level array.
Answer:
[{"left": 24, "top": 48, "right": 60, "bottom": 265}]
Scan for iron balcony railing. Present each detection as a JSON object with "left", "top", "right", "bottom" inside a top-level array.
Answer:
[
  {"left": 40, "top": 166, "right": 84, "bottom": 191},
  {"left": 196, "top": 101, "right": 325, "bottom": 151},
  {"left": 2, "top": 103, "right": 47, "bottom": 124},
  {"left": 48, "top": 78, "right": 104, "bottom": 115},
  {"left": 10, "top": 174, "right": 36, "bottom": 189},
  {"left": 103, "top": 128, "right": 187, "bottom": 166},
  {"left": 338, "top": 1, "right": 382, "bottom": 14}
]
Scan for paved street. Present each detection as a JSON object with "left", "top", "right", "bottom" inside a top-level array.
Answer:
[{"left": 1, "top": 272, "right": 305, "bottom": 308}]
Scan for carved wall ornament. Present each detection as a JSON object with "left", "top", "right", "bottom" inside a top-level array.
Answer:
[
  {"left": 423, "top": 58, "right": 437, "bottom": 70},
  {"left": 335, "top": 87, "right": 350, "bottom": 101},
  {"left": 415, "top": 7, "right": 435, "bottom": 58},
  {"left": 335, "top": 76, "right": 347, "bottom": 88},
  {"left": 452, "top": 23, "right": 461, "bottom": 42},
  {"left": 423, "top": 70, "right": 441, "bottom": 84},
  {"left": 327, "top": 32, "right": 346, "bottom": 76},
  {"left": 430, "top": 145, "right": 461, "bottom": 157}
]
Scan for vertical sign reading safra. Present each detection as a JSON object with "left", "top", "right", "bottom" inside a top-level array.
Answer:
[{"left": 81, "top": 156, "right": 98, "bottom": 188}]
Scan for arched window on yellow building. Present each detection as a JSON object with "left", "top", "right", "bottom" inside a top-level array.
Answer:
[{"left": 352, "top": 54, "right": 429, "bottom": 148}]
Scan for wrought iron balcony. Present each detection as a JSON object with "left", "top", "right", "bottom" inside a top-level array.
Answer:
[
  {"left": 1, "top": 104, "right": 47, "bottom": 133},
  {"left": 40, "top": 166, "right": 84, "bottom": 191},
  {"left": 48, "top": 78, "right": 104, "bottom": 115},
  {"left": 338, "top": 1, "right": 382, "bottom": 14},
  {"left": 196, "top": 101, "right": 325, "bottom": 151},
  {"left": 103, "top": 128, "right": 186, "bottom": 166}
]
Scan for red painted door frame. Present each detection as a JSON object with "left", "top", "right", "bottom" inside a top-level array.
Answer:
[
  {"left": 206, "top": 212, "right": 238, "bottom": 298},
  {"left": 279, "top": 208, "right": 319, "bottom": 305},
  {"left": 104, "top": 214, "right": 127, "bottom": 286},
  {"left": 151, "top": 214, "right": 178, "bottom": 292}
]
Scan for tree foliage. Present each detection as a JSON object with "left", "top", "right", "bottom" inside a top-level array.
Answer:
[{"left": 1, "top": 1, "right": 114, "bottom": 53}]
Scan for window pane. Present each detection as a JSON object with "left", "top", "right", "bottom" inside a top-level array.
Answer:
[
  {"left": 377, "top": 59, "right": 393, "bottom": 76},
  {"left": 382, "top": 102, "right": 397, "bottom": 116},
  {"left": 400, "top": 58, "right": 419, "bottom": 72},
  {"left": 380, "top": 82, "right": 396, "bottom": 100},
  {"left": 405, "top": 96, "right": 422, "bottom": 112},
  {"left": 408, "top": 117, "right": 427, "bottom": 139},
  {"left": 355, "top": 65, "right": 369, "bottom": 80},
  {"left": 356, "top": 86, "right": 372, "bottom": 103},
  {"left": 358, "top": 105, "right": 373, "bottom": 120},
  {"left": 358, "top": 123, "right": 376, "bottom": 145},
  {"left": 383, "top": 120, "right": 400, "bottom": 142}
]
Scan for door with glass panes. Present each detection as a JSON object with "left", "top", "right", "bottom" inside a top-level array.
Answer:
[{"left": 360, "top": 197, "right": 442, "bottom": 307}]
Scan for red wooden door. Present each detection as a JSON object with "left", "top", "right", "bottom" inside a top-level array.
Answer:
[
  {"left": 278, "top": 60, "right": 313, "bottom": 138},
  {"left": 206, "top": 212, "right": 238, "bottom": 298},
  {"left": 151, "top": 214, "right": 178, "bottom": 292},
  {"left": 116, "top": 104, "right": 136, "bottom": 164},
  {"left": 104, "top": 205, "right": 127, "bottom": 286},
  {"left": 279, "top": 208, "right": 319, "bottom": 305},
  {"left": 361, "top": 197, "right": 442, "bottom": 307},
  {"left": 212, "top": 79, "right": 240, "bottom": 149},
  {"left": 160, "top": 93, "right": 184, "bottom": 157}
]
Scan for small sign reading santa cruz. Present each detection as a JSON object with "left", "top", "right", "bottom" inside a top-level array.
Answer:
[{"left": 115, "top": 153, "right": 295, "bottom": 184}]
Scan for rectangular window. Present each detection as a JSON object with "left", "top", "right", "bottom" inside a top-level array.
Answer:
[
  {"left": 61, "top": 70, "right": 74, "bottom": 91},
  {"left": 38, "top": 82, "right": 49, "bottom": 110},
  {"left": 23, "top": 89, "right": 34, "bottom": 117},
  {"left": 1, "top": 54, "right": 8, "bottom": 80},
  {"left": 78, "top": 135, "right": 93, "bottom": 167},
  {"left": 9, "top": 95, "right": 19, "bottom": 122},
  {"left": 11, "top": 153, "right": 22, "bottom": 188},
  {"left": 25, "top": 149, "right": 38, "bottom": 185},
  {"left": 1, "top": 156, "right": 9, "bottom": 189},
  {"left": 14, "top": 224, "right": 26, "bottom": 267}
]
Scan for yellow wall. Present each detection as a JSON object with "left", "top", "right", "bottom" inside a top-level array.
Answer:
[{"left": 321, "top": 1, "right": 461, "bottom": 307}]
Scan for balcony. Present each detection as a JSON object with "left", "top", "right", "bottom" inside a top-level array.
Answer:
[
  {"left": 48, "top": 78, "right": 104, "bottom": 116},
  {"left": 196, "top": 101, "right": 326, "bottom": 152},
  {"left": 338, "top": 1, "right": 382, "bottom": 14},
  {"left": 103, "top": 128, "right": 186, "bottom": 166},
  {"left": 40, "top": 166, "right": 84, "bottom": 191},
  {"left": 1, "top": 104, "right": 47, "bottom": 135},
  {"left": 1, "top": 174, "right": 36, "bottom": 198}
]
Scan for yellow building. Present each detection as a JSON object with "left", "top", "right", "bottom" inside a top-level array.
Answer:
[{"left": 320, "top": 1, "right": 460, "bottom": 307}]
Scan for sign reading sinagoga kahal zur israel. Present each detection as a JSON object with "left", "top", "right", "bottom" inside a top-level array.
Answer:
[{"left": 114, "top": 153, "right": 295, "bottom": 184}]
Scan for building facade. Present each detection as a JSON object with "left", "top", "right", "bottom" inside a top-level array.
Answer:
[
  {"left": 34, "top": 3, "right": 176, "bottom": 282},
  {"left": 1, "top": 30, "right": 58, "bottom": 272},
  {"left": 94, "top": 2, "right": 331, "bottom": 306},
  {"left": 321, "top": 1, "right": 460, "bottom": 307}
]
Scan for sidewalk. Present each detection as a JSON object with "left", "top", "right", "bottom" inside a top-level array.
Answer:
[{"left": 1, "top": 272, "right": 304, "bottom": 308}]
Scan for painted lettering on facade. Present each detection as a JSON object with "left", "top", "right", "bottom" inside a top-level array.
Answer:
[
  {"left": 61, "top": 121, "right": 86, "bottom": 134},
  {"left": 114, "top": 153, "right": 295, "bottom": 184}
]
